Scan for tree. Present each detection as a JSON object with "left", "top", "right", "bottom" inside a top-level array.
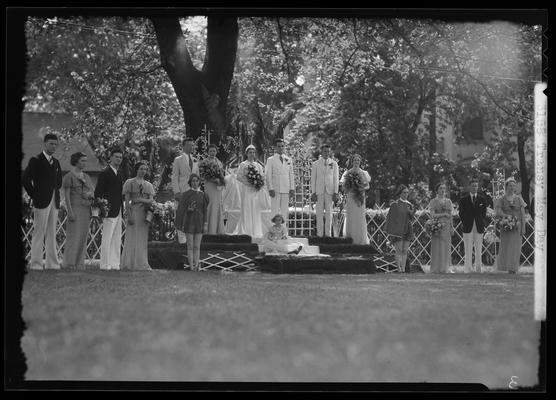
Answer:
[
  {"left": 24, "top": 16, "right": 185, "bottom": 184},
  {"left": 151, "top": 16, "right": 238, "bottom": 139},
  {"left": 227, "top": 17, "right": 305, "bottom": 160},
  {"left": 431, "top": 22, "right": 541, "bottom": 207}
]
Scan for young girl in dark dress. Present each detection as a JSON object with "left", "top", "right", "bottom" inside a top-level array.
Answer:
[{"left": 175, "top": 174, "right": 209, "bottom": 270}]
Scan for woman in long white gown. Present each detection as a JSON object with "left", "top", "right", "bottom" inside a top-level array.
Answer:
[
  {"left": 340, "top": 153, "right": 371, "bottom": 245},
  {"left": 233, "top": 145, "right": 266, "bottom": 239}
]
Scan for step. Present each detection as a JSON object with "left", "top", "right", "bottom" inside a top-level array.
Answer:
[
  {"left": 256, "top": 243, "right": 321, "bottom": 255},
  {"left": 255, "top": 254, "right": 376, "bottom": 274},
  {"left": 201, "top": 234, "right": 252, "bottom": 243},
  {"left": 306, "top": 236, "right": 353, "bottom": 245},
  {"left": 150, "top": 241, "right": 259, "bottom": 252},
  {"left": 317, "top": 244, "right": 379, "bottom": 255}
]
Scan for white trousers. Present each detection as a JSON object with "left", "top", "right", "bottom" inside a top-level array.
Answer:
[
  {"left": 315, "top": 193, "right": 333, "bottom": 237},
  {"left": 463, "top": 221, "right": 483, "bottom": 272},
  {"left": 100, "top": 212, "right": 122, "bottom": 270},
  {"left": 29, "top": 194, "right": 60, "bottom": 269},
  {"left": 271, "top": 193, "right": 290, "bottom": 224}
]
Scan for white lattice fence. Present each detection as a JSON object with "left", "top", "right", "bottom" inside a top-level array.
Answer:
[
  {"left": 21, "top": 205, "right": 535, "bottom": 267},
  {"left": 287, "top": 145, "right": 315, "bottom": 237},
  {"left": 334, "top": 206, "right": 535, "bottom": 269},
  {"left": 22, "top": 208, "right": 126, "bottom": 262}
]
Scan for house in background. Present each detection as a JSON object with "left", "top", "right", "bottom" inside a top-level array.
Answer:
[
  {"left": 422, "top": 101, "right": 533, "bottom": 199},
  {"left": 21, "top": 112, "right": 105, "bottom": 186}
]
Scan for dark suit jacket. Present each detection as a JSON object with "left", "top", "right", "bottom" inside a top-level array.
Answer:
[
  {"left": 94, "top": 166, "right": 124, "bottom": 218},
  {"left": 458, "top": 193, "right": 487, "bottom": 234},
  {"left": 22, "top": 152, "right": 63, "bottom": 209}
]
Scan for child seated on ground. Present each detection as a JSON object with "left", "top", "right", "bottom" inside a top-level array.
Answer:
[{"left": 262, "top": 214, "right": 304, "bottom": 255}]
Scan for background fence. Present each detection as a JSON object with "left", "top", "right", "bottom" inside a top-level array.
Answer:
[{"left": 21, "top": 205, "right": 534, "bottom": 268}]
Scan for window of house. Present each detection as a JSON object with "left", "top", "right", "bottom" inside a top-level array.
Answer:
[{"left": 462, "top": 116, "right": 484, "bottom": 140}]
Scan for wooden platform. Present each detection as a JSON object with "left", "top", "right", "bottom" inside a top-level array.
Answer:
[{"left": 148, "top": 237, "right": 417, "bottom": 274}]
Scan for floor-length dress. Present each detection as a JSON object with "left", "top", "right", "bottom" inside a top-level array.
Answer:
[
  {"left": 428, "top": 198, "right": 453, "bottom": 273},
  {"left": 341, "top": 169, "right": 371, "bottom": 245},
  {"left": 203, "top": 158, "right": 226, "bottom": 234},
  {"left": 495, "top": 195, "right": 526, "bottom": 272},
  {"left": 233, "top": 160, "right": 265, "bottom": 239},
  {"left": 121, "top": 178, "right": 153, "bottom": 270},
  {"left": 61, "top": 171, "right": 94, "bottom": 269}
]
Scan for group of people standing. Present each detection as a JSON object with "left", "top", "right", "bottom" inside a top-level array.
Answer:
[
  {"left": 384, "top": 178, "right": 527, "bottom": 274},
  {"left": 23, "top": 134, "right": 155, "bottom": 271},
  {"left": 23, "top": 133, "right": 527, "bottom": 274}
]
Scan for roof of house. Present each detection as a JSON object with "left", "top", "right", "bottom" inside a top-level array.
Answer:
[{"left": 21, "top": 112, "right": 104, "bottom": 173}]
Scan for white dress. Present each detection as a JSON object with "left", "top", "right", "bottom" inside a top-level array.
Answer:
[
  {"left": 340, "top": 169, "right": 371, "bottom": 245},
  {"left": 261, "top": 225, "right": 304, "bottom": 254},
  {"left": 233, "top": 160, "right": 266, "bottom": 238}
]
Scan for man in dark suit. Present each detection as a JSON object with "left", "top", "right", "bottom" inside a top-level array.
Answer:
[
  {"left": 23, "top": 133, "right": 63, "bottom": 270},
  {"left": 94, "top": 148, "right": 124, "bottom": 270},
  {"left": 458, "top": 178, "right": 488, "bottom": 273}
]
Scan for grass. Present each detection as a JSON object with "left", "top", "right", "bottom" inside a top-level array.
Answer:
[{"left": 21, "top": 270, "right": 539, "bottom": 388}]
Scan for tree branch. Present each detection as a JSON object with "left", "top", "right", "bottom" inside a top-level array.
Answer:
[
  {"left": 384, "top": 20, "right": 424, "bottom": 58},
  {"left": 338, "top": 19, "right": 360, "bottom": 86},
  {"left": 276, "top": 18, "right": 292, "bottom": 81},
  {"left": 430, "top": 23, "right": 532, "bottom": 122}
]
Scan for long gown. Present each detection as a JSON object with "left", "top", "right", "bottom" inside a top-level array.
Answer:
[
  {"left": 233, "top": 160, "right": 265, "bottom": 239},
  {"left": 495, "top": 195, "right": 526, "bottom": 272},
  {"left": 61, "top": 171, "right": 94, "bottom": 269},
  {"left": 202, "top": 158, "right": 226, "bottom": 234},
  {"left": 121, "top": 178, "right": 153, "bottom": 270},
  {"left": 341, "top": 169, "right": 371, "bottom": 245},
  {"left": 428, "top": 197, "right": 453, "bottom": 273}
]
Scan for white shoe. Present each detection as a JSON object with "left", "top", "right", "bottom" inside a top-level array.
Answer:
[
  {"left": 45, "top": 264, "right": 61, "bottom": 270},
  {"left": 99, "top": 266, "right": 111, "bottom": 270},
  {"left": 28, "top": 264, "right": 44, "bottom": 271}
]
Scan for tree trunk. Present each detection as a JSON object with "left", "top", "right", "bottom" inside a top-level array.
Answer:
[
  {"left": 517, "top": 130, "right": 530, "bottom": 210},
  {"left": 151, "top": 16, "right": 238, "bottom": 140},
  {"left": 428, "top": 87, "right": 437, "bottom": 192}
]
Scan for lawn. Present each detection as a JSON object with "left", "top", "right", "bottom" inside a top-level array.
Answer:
[{"left": 21, "top": 270, "right": 539, "bottom": 388}]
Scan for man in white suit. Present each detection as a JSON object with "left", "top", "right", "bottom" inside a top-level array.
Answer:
[
  {"left": 265, "top": 138, "right": 295, "bottom": 226},
  {"left": 310, "top": 144, "right": 339, "bottom": 237},
  {"left": 172, "top": 136, "right": 199, "bottom": 242}
]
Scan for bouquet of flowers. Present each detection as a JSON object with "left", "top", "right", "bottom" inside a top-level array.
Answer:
[
  {"left": 495, "top": 215, "right": 519, "bottom": 232},
  {"left": 343, "top": 170, "right": 366, "bottom": 206},
  {"left": 199, "top": 159, "right": 226, "bottom": 186},
  {"left": 91, "top": 197, "right": 110, "bottom": 218},
  {"left": 246, "top": 164, "right": 265, "bottom": 190},
  {"left": 424, "top": 218, "right": 445, "bottom": 236},
  {"left": 146, "top": 201, "right": 166, "bottom": 224},
  {"left": 483, "top": 224, "right": 499, "bottom": 245}
]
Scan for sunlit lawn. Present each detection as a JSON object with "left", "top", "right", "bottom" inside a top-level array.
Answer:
[{"left": 21, "top": 269, "right": 539, "bottom": 388}]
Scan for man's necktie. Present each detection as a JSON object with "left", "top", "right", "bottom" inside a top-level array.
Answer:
[
  {"left": 280, "top": 155, "right": 284, "bottom": 163},
  {"left": 188, "top": 155, "right": 193, "bottom": 170}
]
